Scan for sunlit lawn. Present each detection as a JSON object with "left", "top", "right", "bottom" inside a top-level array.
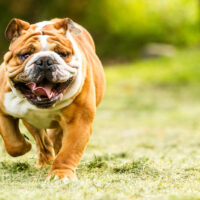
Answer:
[{"left": 1, "top": 49, "right": 200, "bottom": 199}]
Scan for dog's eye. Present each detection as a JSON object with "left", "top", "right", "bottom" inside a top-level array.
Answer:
[
  {"left": 17, "top": 52, "right": 31, "bottom": 62},
  {"left": 57, "top": 52, "right": 71, "bottom": 58}
]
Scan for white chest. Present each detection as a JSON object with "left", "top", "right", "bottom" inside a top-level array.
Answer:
[{"left": 3, "top": 91, "right": 72, "bottom": 129}]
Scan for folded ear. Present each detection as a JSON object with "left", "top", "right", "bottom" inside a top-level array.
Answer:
[
  {"left": 5, "top": 18, "right": 30, "bottom": 41},
  {"left": 53, "top": 18, "right": 81, "bottom": 35}
]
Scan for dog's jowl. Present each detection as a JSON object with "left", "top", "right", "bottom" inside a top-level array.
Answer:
[{"left": 0, "top": 18, "right": 105, "bottom": 180}]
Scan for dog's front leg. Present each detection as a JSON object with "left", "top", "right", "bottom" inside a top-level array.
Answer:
[
  {"left": 48, "top": 105, "right": 94, "bottom": 180},
  {"left": 0, "top": 113, "right": 32, "bottom": 157},
  {"left": 23, "top": 121, "right": 55, "bottom": 168}
]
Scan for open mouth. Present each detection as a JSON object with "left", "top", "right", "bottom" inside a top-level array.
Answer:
[{"left": 13, "top": 78, "right": 74, "bottom": 108}]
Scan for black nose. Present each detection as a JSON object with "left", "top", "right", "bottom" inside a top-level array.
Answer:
[{"left": 35, "top": 57, "right": 54, "bottom": 70}]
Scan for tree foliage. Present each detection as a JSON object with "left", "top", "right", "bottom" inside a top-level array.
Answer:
[{"left": 0, "top": 0, "right": 199, "bottom": 61}]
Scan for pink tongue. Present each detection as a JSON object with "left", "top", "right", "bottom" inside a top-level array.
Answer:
[{"left": 26, "top": 82, "right": 53, "bottom": 99}]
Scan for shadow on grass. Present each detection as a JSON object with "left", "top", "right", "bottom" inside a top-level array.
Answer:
[
  {"left": 86, "top": 152, "right": 128, "bottom": 169},
  {"left": 0, "top": 161, "right": 49, "bottom": 182},
  {"left": 82, "top": 153, "right": 159, "bottom": 178},
  {"left": 112, "top": 158, "right": 159, "bottom": 178},
  {"left": 0, "top": 161, "right": 30, "bottom": 173}
]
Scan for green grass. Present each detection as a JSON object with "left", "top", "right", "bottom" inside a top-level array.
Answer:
[{"left": 1, "top": 49, "right": 200, "bottom": 199}]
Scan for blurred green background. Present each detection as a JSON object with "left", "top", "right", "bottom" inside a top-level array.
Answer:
[{"left": 0, "top": 0, "right": 199, "bottom": 62}]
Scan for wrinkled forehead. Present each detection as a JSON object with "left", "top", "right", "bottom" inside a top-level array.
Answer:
[
  {"left": 34, "top": 21, "right": 54, "bottom": 32},
  {"left": 32, "top": 20, "right": 67, "bottom": 33},
  {"left": 9, "top": 21, "right": 73, "bottom": 52}
]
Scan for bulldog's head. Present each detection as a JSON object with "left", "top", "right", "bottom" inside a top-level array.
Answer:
[{"left": 4, "top": 18, "right": 81, "bottom": 108}]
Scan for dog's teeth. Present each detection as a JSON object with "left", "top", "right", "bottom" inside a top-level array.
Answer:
[
  {"left": 59, "top": 93, "right": 63, "bottom": 100},
  {"left": 37, "top": 96, "right": 42, "bottom": 101},
  {"left": 49, "top": 93, "right": 53, "bottom": 99}
]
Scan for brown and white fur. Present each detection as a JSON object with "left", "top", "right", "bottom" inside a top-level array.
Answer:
[{"left": 0, "top": 18, "right": 105, "bottom": 181}]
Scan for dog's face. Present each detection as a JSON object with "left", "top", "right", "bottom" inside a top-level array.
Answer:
[{"left": 4, "top": 18, "right": 81, "bottom": 108}]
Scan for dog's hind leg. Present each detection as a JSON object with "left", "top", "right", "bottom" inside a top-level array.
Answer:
[
  {"left": 46, "top": 127, "right": 63, "bottom": 155},
  {"left": 0, "top": 114, "right": 32, "bottom": 157},
  {"left": 23, "top": 120, "right": 55, "bottom": 168}
]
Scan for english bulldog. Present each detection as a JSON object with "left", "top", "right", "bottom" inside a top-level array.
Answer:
[{"left": 0, "top": 18, "right": 105, "bottom": 181}]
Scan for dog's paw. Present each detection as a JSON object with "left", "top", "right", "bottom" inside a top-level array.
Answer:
[
  {"left": 46, "top": 175, "right": 71, "bottom": 184},
  {"left": 36, "top": 153, "right": 54, "bottom": 168},
  {"left": 47, "top": 169, "right": 77, "bottom": 182},
  {"left": 36, "top": 159, "right": 53, "bottom": 168},
  {"left": 5, "top": 137, "right": 32, "bottom": 157}
]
